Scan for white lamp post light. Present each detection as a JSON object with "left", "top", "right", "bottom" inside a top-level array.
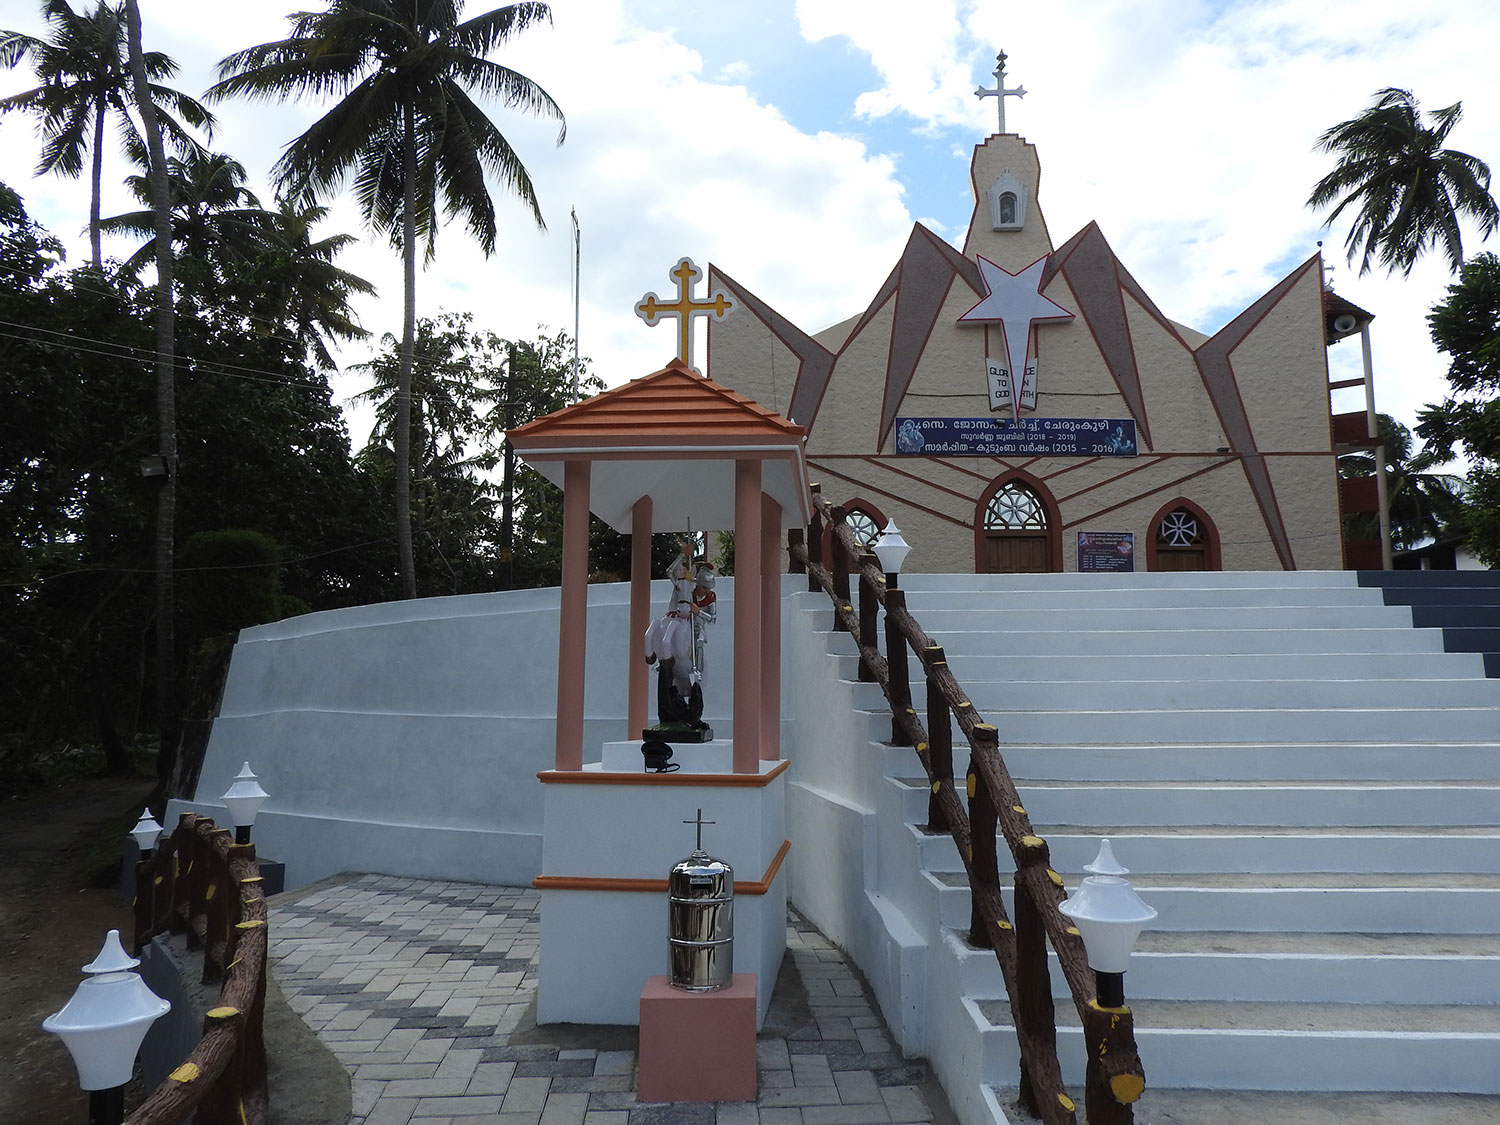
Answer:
[
  {"left": 1058, "top": 839, "right": 1157, "bottom": 1008},
  {"left": 220, "top": 761, "right": 268, "bottom": 845},
  {"left": 42, "top": 929, "right": 170, "bottom": 1125},
  {"left": 128, "top": 811, "right": 162, "bottom": 859},
  {"left": 873, "top": 519, "right": 912, "bottom": 587}
]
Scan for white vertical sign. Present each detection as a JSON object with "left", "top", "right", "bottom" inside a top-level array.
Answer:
[
  {"left": 1020, "top": 359, "right": 1038, "bottom": 409},
  {"left": 986, "top": 357, "right": 1012, "bottom": 412}
]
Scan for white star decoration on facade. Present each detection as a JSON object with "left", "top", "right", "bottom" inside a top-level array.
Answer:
[{"left": 958, "top": 254, "right": 1073, "bottom": 418}]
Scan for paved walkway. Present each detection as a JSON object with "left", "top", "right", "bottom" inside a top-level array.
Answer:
[{"left": 270, "top": 875, "right": 952, "bottom": 1125}]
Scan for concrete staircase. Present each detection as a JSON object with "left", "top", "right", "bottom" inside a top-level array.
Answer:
[{"left": 792, "top": 571, "right": 1500, "bottom": 1118}]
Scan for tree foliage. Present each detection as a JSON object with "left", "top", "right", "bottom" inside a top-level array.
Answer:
[
  {"left": 209, "top": 0, "right": 566, "bottom": 598},
  {"left": 1417, "top": 252, "right": 1500, "bottom": 563},
  {"left": 0, "top": 0, "right": 214, "bottom": 268},
  {"left": 1339, "top": 413, "right": 1465, "bottom": 551},
  {"left": 0, "top": 185, "right": 391, "bottom": 787},
  {"left": 1309, "top": 87, "right": 1499, "bottom": 277}
]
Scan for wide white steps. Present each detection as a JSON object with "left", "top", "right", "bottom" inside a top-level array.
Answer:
[{"left": 843, "top": 570, "right": 1500, "bottom": 1103}]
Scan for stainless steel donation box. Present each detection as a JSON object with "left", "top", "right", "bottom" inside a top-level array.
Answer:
[{"left": 667, "top": 848, "right": 734, "bottom": 991}]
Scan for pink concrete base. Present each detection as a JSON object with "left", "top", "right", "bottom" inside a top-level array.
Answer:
[{"left": 638, "top": 974, "right": 757, "bottom": 1103}]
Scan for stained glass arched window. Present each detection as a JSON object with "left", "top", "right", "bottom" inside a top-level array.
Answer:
[
  {"left": 845, "top": 508, "right": 882, "bottom": 548},
  {"left": 1157, "top": 508, "right": 1202, "bottom": 548},
  {"left": 984, "top": 482, "right": 1047, "bottom": 531}
]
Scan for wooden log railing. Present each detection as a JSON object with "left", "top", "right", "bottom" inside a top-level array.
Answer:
[
  {"left": 788, "top": 488, "right": 1145, "bottom": 1125},
  {"left": 127, "top": 813, "right": 269, "bottom": 1125}
]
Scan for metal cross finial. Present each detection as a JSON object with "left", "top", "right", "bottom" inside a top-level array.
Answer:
[
  {"left": 684, "top": 807, "right": 715, "bottom": 852},
  {"left": 974, "top": 51, "right": 1027, "bottom": 134},
  {"left": 635, "top": 257, "right": 736, "bottom": 371}
]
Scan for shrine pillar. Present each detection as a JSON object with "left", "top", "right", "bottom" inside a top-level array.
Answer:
[
  {"left": 733, "top": 459, "right": 762, "bottom": 773},
  {"left": 555, "top": 460, "right": 591, "bottom": 771}
]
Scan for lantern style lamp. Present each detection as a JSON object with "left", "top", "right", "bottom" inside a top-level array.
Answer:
[
  {"left": 128, "top": 811, "right": 162, "bottom": 859},
  {"left": 1058, "top": 839, "right": 1157, "bottom": 1008},
  {"left": 42, "top": 929, "right": 171, "bottom": 1125},
  {"left": 220, "top": 761, "right": 269, "bottom": 845},
  {"left": 873, "top": 519, "right": 912, "bottom": 587}
]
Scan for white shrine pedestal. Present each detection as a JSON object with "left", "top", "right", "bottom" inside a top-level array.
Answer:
[{"left": 535, "top": 741, "right": 789, "bottom": 1027}]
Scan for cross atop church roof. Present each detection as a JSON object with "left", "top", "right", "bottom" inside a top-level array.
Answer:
[{"left": 975, "top": 50, "right": 1026, "bottom": 134}]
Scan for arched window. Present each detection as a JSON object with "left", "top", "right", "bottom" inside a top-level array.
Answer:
[
  {"left": 845, "top": 508, "right": 882, "bottom": 549},
  {"left": 1148, "top": 500, "right": 1221, "bottom": 571},
  {"left": 998, "top": 192, "right": 1017, "bottom": 225},
  {"left": 984, "top": 482, "right": 1047, "bottom": 530},
  {"left": 975, "top": 475, "right": 1060, "bottom": 572}
]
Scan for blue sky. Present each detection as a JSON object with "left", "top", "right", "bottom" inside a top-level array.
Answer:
[{"left": 3, "top": 0, "right": 1499, "bottom": 450}]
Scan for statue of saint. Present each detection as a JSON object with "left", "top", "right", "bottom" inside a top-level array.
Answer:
[{"left": 643, "top": 539, "right": 717, "bottom": 750}]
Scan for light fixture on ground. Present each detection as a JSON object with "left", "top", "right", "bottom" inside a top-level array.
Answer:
[
  {"left": 129, "top": 810, "right": 162, "bottom": 858},
  {"left": 42, "top": 929, "right": 170, "bottom": 1125},
  {"left": 1057, "top": 838, "right": 1157, "bottom": 1009},
  {"left": 221, "top": 761, "right": 268, "bottom": 845},
  {"left": 873, "top": 519, "right": 912, "bottom": 587}
]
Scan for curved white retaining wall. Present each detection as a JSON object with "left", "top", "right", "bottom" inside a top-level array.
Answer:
[{"left": 167, "top": 580, "right": 743, "bottom": 888}]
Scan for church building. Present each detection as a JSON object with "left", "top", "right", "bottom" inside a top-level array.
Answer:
[{"left": 704, "top": 68, "right": 1380, "bottom": 574}]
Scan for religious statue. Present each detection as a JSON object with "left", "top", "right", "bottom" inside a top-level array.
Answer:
[{"left": 642, "top": 539, "right": 716, "bottom": 763}]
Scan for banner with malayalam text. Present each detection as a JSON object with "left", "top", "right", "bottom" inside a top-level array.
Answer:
[{"left": 894, "top": 417, "right": 1138, "bottom": 457}]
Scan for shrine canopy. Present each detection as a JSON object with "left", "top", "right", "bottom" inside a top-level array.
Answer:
[{"left": 508, "top": 358, "right": 811, "bottom": 533}]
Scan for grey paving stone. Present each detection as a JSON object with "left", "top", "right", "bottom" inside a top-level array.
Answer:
[
  {"left": 586, "top": 1091, "right": 642, "bottom": 1111},
  {"left": 758, "top": 1109, "right": 804, "bottom": 1125},
  {"left": 758, "top": 1087, "right": 844, "bottom": 1108},
  {"left": 468, "top": 1061, "right": 518, "bottom": 1095},
  {"left": 584, "top": 1113, "right": 629, "bottom": 1125},
  {"left": 799, "top": 1105, "right": 892, "bottom": 1125},
  {"left": 628, "top": 1103, "right": 716, "bottom": 1125},
  {"left": 412, "top": 1095, "right": 505, "bottom": 1116},
  {"left": 516, "top": 1059, "right": 597, "bottom": 1078},
  {"left": 364, "top": 1096, "right": 419, "bottom": 1125},
  {"left": 594, "top": 1050, "right": 636, "bottom": 1077},
  {"left": 502, "top": 1075, "right": 554, "bottom": 1112},
  {"left": 833, "top": 1071, "right": 883, "bottom": 1106},
  {"left": 878, "top": 1086, "right": 932, "bottom": 1124},
  {"left": 541, "top": 1090, "right": 592, "bottom": 1125},
  {"left": 549, "top": 1076, "right": 637, "bottom": 1094},
  {"left": 756, "top": 1039, "right": 791, "bottom": 1071},
  {"left": 716, "top": 1102, "right": 759, "bottom": 1125}
]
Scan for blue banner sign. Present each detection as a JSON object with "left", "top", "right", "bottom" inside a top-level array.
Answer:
[{"left": 894, "top": 417, "right": 1137, "bottom": 457}]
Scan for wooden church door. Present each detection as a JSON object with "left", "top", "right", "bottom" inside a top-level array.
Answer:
[{"left": 981, "top": 480, "right": 1052, "bottom": 573}]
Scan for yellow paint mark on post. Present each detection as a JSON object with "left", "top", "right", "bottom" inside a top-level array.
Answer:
[
  {"left": 1012, "top": 804, "right": 1026, "bottom": 814},
  {"left": 1047, "top": 869, "right": 1064, "bottom": 886},
  {"left": 931, "top": 781, "right": 941, "bottom": 794},
  {"left": 1065, "top": 926, "right": 1081, "bottom": 937},
  {"left": 966, "top": 775, "right": 977, "bottom": 798},
  {"left": 205, "top": 883, "right": 216, "bottom": 900},
  {"left": 1020, "top": 835, "right": 1044, "bottom": 848},
  {"left": 1110, "top": 1074, "right": 1145, "bottom": 1103},
  {"left": 207, "top": 1006, "right": 240, "bottom": 1019},
  {"left": 170, "top": 1063, "right": 201, "bottom": 1083},
  {"left": 997, "top": 920, "right": 1013, "bottom": 931},
  {"left": 235, "top": 919, "right": 266, "bottom": 930}
]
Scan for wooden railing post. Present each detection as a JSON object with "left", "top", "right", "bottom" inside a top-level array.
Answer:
[
  {"left": 885, "top": 589, "right": 913, "bottom": 746},
  {"left": 925, "top": 645, "right": 953, "bottom": 832},
  {"left": 857, "top": 553, "right": 879, "bottom": 681},
  {"left": 788, "top": 528, "right": 806, "bottom": 575},
  {"left": 1013, "top": 840, "right": 1063, "bottom": 1120},
  {"left": 830, "top": 505, "right": 851, "bottom": 630},
  {"left": 807, "top": 485, "right": 824, "bottom": 592},
  {"left": 966, "top": 725, "right": 1000, "bottom": 950}
]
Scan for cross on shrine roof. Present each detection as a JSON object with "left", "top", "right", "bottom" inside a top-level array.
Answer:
[{"left": 635, "top": 257, "right": 735, "bottom": 370}]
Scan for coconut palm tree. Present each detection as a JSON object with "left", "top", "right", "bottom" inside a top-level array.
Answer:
[
  {"left": 101, "top": 149, "right": 275, "bottom": 284},
  {"left": 248, "top": 197, "right": 377, "bottom": 369},
  {"left": 209, "top": 1, "right": 565, "bottom": 598},
  {"left": 1309, "top": 87, "right": 1500, "bottom": 277},
  {"left": 0, "top": 0, "right": 214, "bottom": 268},
  {"left": 1340, "top": 413, "right": 1465, "bottom": 550}
]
